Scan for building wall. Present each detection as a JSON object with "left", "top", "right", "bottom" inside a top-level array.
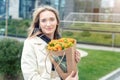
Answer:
[
  {"left": 113, "top": 0, "right": 120, "bottom": 13},
  {"left": 9, "top": 0, "right": 20, "bottom": 19}
]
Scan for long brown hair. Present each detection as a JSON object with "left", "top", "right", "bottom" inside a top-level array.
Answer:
[{"left": 28, "top": 5, "right": 60, "bottom": 39}]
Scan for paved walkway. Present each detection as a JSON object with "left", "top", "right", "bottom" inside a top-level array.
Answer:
[
  {"left": 77, "top": 43, "right": 120, "bottom": 52},
  {"left": 2, "top": 36, "right": 120, "bottom": 52},
  {"left": 99, "top": 68, "right": 120, "bottom": 80}
]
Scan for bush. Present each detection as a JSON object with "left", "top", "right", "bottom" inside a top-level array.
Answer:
[
  {"left": 81, "top": 31, "right": 91, "bottom": 37},
  {"left": 0, "top": 38, "right": 23, "bottom": 80},
  {"left": 103, "top": 34, "right": 112, "bottom": 39},
  {"left": 0, "top": 19, "right": 31, "bottom": 38},
  {"left": 64, "top": 31, "right": 73, "bottom": 36}
]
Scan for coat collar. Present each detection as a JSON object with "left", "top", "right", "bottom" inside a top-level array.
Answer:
[{"left": 33, "top": 37, "right": 48, "bottom": 54}]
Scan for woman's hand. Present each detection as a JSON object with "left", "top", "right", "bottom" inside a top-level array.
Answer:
[
  {"left": 75, "top": 50, "right": 81, "bottom": 63},
  {"left": 65, "top": 71, "right": 78, "bottom": 80}
]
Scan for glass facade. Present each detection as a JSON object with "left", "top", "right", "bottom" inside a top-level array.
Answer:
[
  {"left": 51, "top": 0, "right": 65, "bottom": 19},
  {"left": 1, "top": 0, "right": 119, "bottom": 20},
  {"left": 75, "top": 0, "right": 101, "bottom": 13},
  {"left": 74, "top": 0, "right": 116, "bottom": 13},
  {"left": 19, "top": 0, "right": 35, "bottom": 19},
  {"left": 41, "top": 0, "right": 51, "bottom": 5},
  {"left": 0, "top": 0, "right": 6, "bottom": 18},
  {"left": 19, "top": 0, "right": 65, "bottom": 19}
]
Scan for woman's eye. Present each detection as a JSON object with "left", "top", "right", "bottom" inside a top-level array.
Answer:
[
  {"left": 41, "top": 19, "right": 46, "bottom": 22},
  {"left": 50, "top": 18, "right": 55, "bottom": 21}
]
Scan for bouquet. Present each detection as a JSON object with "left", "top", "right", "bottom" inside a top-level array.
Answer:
[
  {"left": 47, "top": 38, "right": 75, "bottom": 51},
  {"left": 47, "top": 38, "right": 77, "bottom": 79}
]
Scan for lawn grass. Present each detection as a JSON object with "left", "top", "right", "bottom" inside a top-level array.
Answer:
[
  {"left": 78, "top": 48, "right": 120, "bottom": 80},
  {"left": 62, "top": 31, "right": 120, "bottom": 47}
]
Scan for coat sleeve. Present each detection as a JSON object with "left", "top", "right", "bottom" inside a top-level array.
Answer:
[{"left": 21, "top": 39, "right": 50, "bottom": 80}]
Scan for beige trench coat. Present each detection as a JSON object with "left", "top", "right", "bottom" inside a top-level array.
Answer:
[{"left": 21, "top": 37, "right": 61, "bottom": 80}]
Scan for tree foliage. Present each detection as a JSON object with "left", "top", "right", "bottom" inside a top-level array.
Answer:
[{"left": 0, "top": 38, "right": 23, "bottom": 79}]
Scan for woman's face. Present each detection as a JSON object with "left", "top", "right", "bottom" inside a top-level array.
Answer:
[{"left": 39, "top": 10, "right": 58, "bottom": 36}]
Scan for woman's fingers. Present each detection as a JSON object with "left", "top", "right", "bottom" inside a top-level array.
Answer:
[{"left": 75, "top": 50, "right": 81, "bottom": 63}]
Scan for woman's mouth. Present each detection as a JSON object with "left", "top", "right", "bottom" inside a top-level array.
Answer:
[{"left": 46, "top": 28, "right": 53, "bottom": 30}]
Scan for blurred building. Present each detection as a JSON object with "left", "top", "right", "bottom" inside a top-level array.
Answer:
[
  {"left": 74, "top": 0, "right": 120, "bottom": 22},
  {"left": 9, "top": 0, "right": 19, "bottom": 19},
  {"left": 74, "top": 0, "right": 115, "bottom": 13},
  {"left": 0, "top": 0, "right": 6, "bottom": 19},
  {"left": 19, "top": 0, "right": 35, "bottom": 19},
  {"left": 0, "top": 0, "right": 120, "bottom": 20},
  {"left": 13, "top": 0, "right": 67, "bottom": 19}
]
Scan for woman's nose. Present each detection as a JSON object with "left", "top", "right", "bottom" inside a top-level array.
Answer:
[{"left": 46, "top": 21, "right": 50, "bottom": 26}]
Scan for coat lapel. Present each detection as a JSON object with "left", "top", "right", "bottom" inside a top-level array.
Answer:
[{"left": 33, "top": 37, "right": 48, "bottom": 55}]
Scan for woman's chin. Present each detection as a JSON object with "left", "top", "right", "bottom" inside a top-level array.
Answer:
[{"left": 45, "top": 32, "right": 54, "bottom": 35}]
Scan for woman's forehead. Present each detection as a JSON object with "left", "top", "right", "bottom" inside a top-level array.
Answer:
[{"left": 39, "top": 10, "right": 56, "bottom": 19}]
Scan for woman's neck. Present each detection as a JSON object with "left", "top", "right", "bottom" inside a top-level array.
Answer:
[{"left": 45, "top": 34, "right": 54, "bottom": 40}]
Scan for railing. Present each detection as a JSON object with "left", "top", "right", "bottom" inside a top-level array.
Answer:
[
  {"left": 64, "top": 12, "right": 120, "bottom": 24},
  {"left": 60, "top": 13, "right": 120, "bottom": 47}
]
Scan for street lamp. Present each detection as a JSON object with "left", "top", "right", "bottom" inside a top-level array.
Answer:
[{"left": 5, "top": 0, "right": 8, "bottom": 37}]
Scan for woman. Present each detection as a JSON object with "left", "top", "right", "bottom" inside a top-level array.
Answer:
[{"left": 21, "top": 5, "right": 80, "bottom": 80}]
